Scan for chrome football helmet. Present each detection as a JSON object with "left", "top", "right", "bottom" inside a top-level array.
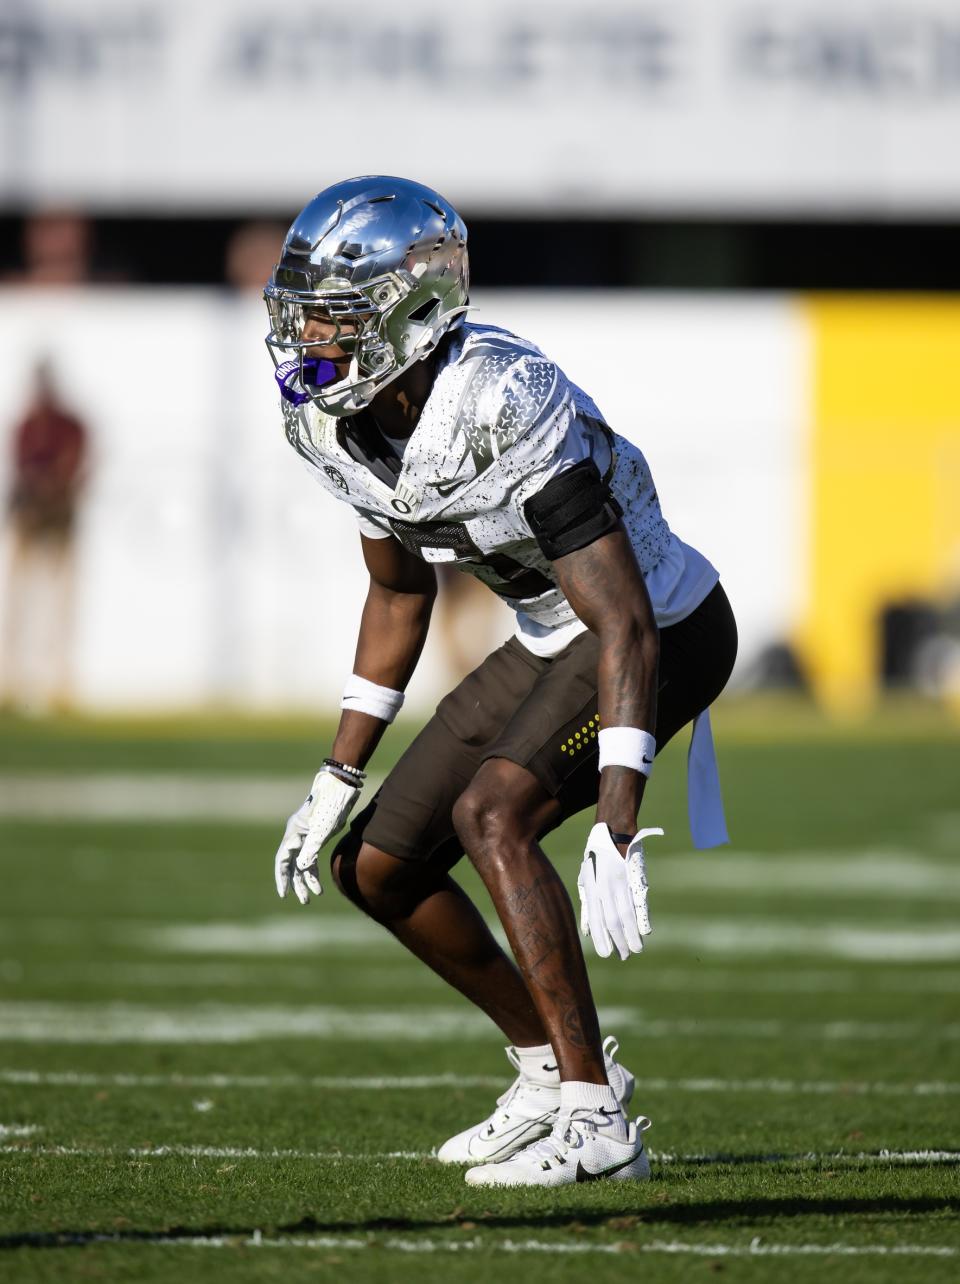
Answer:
[{"left": 264, "top": 176, "right": 469, "bottom": 416}]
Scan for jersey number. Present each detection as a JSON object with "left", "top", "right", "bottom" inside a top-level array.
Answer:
[{"left": 388, "top": 517, "right": 553, "bottom": 601}]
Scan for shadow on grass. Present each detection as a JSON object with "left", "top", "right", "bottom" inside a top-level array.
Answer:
[{"left": 3, "top": 1195, "right": 959, "bottom": 1251}]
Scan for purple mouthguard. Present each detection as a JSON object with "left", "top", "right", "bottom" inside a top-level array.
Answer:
[{"left": 275, "top": 358, "right": 338, "bottom": 405}]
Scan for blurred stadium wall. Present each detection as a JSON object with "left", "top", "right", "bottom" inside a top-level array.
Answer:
[
  {"left": 0, "top": 290, "right": 956, "bottom": 715},
  {"left": 0, "top": 0, "right": 958, "bottom": 715}
]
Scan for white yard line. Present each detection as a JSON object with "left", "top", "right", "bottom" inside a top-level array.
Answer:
[
  {"left": 3, "top": 960, "right": 957, "bottom": 994},
  {"left": 0, "top": 1069, "right": 504, "bottom": 1090},
  {"left": 4, "top": 1067, "right": 960, "bottom": 1098},
  {"left": 652, "top": 1149, "right": 960, "bottom": 1166},
  {"left": 0, "top": 774, "right": 321, "bottom": 822},
  {"left": 5, "top": 1230, "right": 958, "bottom": 1258},
  {"left": 650, "top": 918, "right": 960, "bottom": 961},
  {"left": 0, "top": 1001, "right": 957, "bottom": 1043},
  {"left": 197, "top": 1233, "right": 956, "bottom": 1258},
  {"left": 0, "top": 1123, "right": 39, "bottom": 1137},
  {"left": 633, "top": 1076, "right": 960, "bottom": 1098},
  {"left": 4, "top": 913, "right": 960, "bottom": 961},
  {"left": 0, "top": 961, "right": 421, "bottom": 989},
  {"left": 4, "top": 960, "right": 958, "bottom": 997},
  {"left": 598, "top": 966, "right": 960, "bottom": 994},
  {"left": 0, "top": 1144, "right": 426, "bottom": 1160},
  {"left": 656, "top": 852, "right": 960, "bottom": 898},
  {"left": 137, "top": 918, "right": 386, "bottom": 953},
  {"left": 1, "top": 914, "right": 960, "bottom": 965},
  {"left": 0, "top": 1002, "right": 495, "bottom": 1042},
  {"left": 1, "top": 1142, "right": 956, "bottom": 1167}
]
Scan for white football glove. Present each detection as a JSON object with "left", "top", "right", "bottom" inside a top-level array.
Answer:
[
  {"left": 274, "top": 767, "right": 361, "bottom": 905},
  {"left": 577, "top": 823, "right": 663, "bottom": 961}
]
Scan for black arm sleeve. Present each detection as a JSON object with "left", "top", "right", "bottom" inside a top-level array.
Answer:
[{"left": 522, "top": 459, "right": 623, "bottom": 561}]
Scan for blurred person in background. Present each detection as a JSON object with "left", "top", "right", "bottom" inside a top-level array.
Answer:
[
  {"left": 1, "top": 361, "right": 89, "bottom": 712},
  {"left": 224, "top": 221, "right": 291, "bottom": 294},
  {"left": 3, "top": 210, "right": 94, "bottom": 287},
  {"left": 2, "top": 208, "right": 130, "bottom": 287},
  {"left": 434, "top": 562, "right": 507, "bottom": 682}
]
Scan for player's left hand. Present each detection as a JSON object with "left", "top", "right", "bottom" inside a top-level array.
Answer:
[{"left": 577, "top": 823, "right": 663, "bottom": 960}]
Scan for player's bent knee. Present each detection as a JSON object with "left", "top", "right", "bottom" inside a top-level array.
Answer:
[
  {"left": 334, "top": 838, "right": 430, "bottom": 922},
  {"left": 451, "top": 785, "right": 494, "bottom": 851},
  {"left": 454, "top": 761, "right": 561, "bottom": 869},
  {"left": 453, "top": 785, "right": 523, "bottom": 859}
]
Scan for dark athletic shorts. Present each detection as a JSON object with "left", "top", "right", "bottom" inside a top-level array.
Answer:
[{"left": 346, "top": 581, "right": 737, "bottom": 870}]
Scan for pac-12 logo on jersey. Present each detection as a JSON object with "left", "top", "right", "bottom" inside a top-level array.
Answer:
[{"left": 323, "top": 465, "right": 349, "bottom": 493}]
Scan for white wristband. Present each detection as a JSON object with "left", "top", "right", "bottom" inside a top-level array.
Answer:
[
  {"left": 340, "top": 674, "right": 405, "bottom": 724},
  {"left": 597, "top": 727, "right": 656, "bottom": 776}
]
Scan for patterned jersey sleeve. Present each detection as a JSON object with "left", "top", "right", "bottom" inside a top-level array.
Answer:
[{"left": 494, "top": 355, "right": 613, "bottom": 535}]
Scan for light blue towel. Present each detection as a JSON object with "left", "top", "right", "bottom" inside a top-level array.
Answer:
[{"left": 687, "top": 708, "right": 729, "bottom": 849}]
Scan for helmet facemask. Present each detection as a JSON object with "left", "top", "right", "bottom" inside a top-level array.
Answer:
[{"left": 265, "top": 270, "right": 467, "bottom": 415}]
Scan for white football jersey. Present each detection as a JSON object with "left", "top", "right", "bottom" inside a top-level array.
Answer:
[{"left": 281, "top": 323, "right": 717, "bottom": 655}]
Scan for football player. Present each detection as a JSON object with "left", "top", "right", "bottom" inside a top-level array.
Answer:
[{"left": 264, "top": 177, "right": 737, "bottom": 1187}]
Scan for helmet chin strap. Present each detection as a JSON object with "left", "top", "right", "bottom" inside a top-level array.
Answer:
[{"left": 309, "top": 349, "right": 401, "bottom": 416}]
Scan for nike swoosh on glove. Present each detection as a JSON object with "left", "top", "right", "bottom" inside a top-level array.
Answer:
[
  {"left": 274, "top": 767, "right": 360, "bottom": 905},
  {"left": 577, "top": 823, "right": 663, "bottom": 960}
]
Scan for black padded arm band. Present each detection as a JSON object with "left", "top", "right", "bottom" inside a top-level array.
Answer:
[{"left": 523, "top": 458, "right": 623, "bottom": 561}]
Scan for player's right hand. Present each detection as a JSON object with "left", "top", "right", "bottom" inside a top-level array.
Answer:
[
  {"left": 577, "top": 823, "right": 663, "bottom": 960},
  {"left": 274, "top": 768, "right": 361, "bottom": 905}
]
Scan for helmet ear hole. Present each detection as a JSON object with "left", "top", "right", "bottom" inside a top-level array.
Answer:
[{"left": 407, "top": 298, "right": 439, "bottom": 325}]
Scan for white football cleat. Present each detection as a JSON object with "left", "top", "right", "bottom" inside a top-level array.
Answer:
[
  {"left": 436, "top": 1035, "right": 635, "bottom": 1165},
  {"left": 464, "top": 1110, "right": 652, "bottom": 1187}
]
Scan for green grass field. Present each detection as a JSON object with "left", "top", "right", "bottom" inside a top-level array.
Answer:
[{"left": 0, "top": 701, "right": 958, "bottom": 1282}]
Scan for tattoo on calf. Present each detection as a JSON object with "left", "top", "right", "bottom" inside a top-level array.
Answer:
[
  {"left": 497, "top": 861, "right": 601, "bottom": 1053},
  {"left": 507, "top": 876, "right": 549, "bottom": 919},
  {"left": 516, "top": 925, "right": 558, "bottom": 974},
  {"left": 562, "top": 1003, "right": 589, "bottom": 1049}
]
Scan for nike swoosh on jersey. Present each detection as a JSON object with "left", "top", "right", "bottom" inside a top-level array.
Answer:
[
  {"left": 427, "top": 477, "right": 470, "bottom": 497},
  {"left": 575, "top": 1148, "right": 643, "bottom": 1183}
]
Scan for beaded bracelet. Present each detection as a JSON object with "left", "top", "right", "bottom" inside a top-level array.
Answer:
[{"left": 322, "top": 758, "right": 367, "bottom": 782}]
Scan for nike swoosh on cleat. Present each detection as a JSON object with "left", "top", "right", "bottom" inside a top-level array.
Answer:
[
  {"left": 588, "top": 851, "right": 597, "bottom": 875},
  {"left": 575, "top": 1148, "right": 643, "bottom": 1183},
  {"left": 469, "top": 1112, "right": 555, "bottom": 1158},
  {"left": 541, "top": 1063, "right": 558, "bottom": 1073}
]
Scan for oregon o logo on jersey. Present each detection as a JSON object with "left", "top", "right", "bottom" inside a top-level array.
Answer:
[{"left": 323, "top": 466, "right": 349, "bottom": 493}]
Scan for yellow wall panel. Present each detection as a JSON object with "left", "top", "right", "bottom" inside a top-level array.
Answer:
[{"left": 799, "top": 298, "right": 960, "bottom": 714}]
